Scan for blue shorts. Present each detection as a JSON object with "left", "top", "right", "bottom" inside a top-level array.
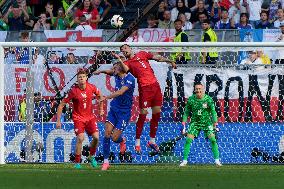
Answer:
[{"left": 106, "top": 108, "right": 131, "bottom": 131}]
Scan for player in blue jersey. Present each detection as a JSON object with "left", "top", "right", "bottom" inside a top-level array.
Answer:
[{"left": 94, "top": 60, "right": 135, "bottom": 171}]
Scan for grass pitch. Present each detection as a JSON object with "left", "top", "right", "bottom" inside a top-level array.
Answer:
[{"left": 0, "top": 164, "right": 283, "bottom": 189}]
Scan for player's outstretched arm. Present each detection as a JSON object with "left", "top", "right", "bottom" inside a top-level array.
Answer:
[
  {"left": 100, "top": 86, "right": 129, "bottom": 102},
  {"left": 56, "top": 101, "right": 67, "bottom": 129},
  {"left": 151, "top": 54, "right": 177, "bottom": 69},
  {"left": 93, "top": 69, "right": 114, "bottom": 76}
]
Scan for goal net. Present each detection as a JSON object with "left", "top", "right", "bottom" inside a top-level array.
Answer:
[{"left": 1, "top": 42, "right": 284, "bottom": 165}]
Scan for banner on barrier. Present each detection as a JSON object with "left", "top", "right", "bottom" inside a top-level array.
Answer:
[{"left": 173, "top": 66, "right": 284, "bottom": 122}]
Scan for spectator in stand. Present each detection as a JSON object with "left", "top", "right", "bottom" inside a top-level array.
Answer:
[
  {"left": 52, "top": 7, "right": 70, "bottom": 30},
  {"left": 0, "top": 12, "right": 9, "bottom": 31},
  {"left": 75, "top": 15, "right": 93, "bottom": 30},
  {"left": 275, "top": 23, "right": 284, "bottom": 64},
  {"left": 210, "top": 0, "right": 222, "bottom": 25},
  {"left": 193, "top": 12, "right": 213, "bottom": 29},
  {"left": 45, "top": 1, "right": 54, "bottom": 25},
  {"left": 65, "top": 53, "right": 78, "bottom": 64},
  {"left": 232, "top": 12, "right": 253, "bottom": 29},
  {"left": 18, "top": 89, "right": 26, "bottom": 122},
  {"left": 3, "top": 2, "right": 30, "bottom": 31},
  {"left": 125, "top": 27, "right": 144, "bottom": 42},
  {"left": 267, "top": 0, "right": 282, "bottom": 22},
  {"left": 92, "top": 0, "right": 112, "bottom": 22},
  {"left": 201, "top": 19, "right": 218, "bottom": 64},
  {"left": 34, "top": 92, "right": 51, "bottom": 122},
  {"left": 33, "top": 13, "right": 51, "bottom": 31},
  {"left": 228, "top": 0, "right": 247, "bottom": 24},
  {"left": 178, "top": 13, "right": 193, "bottom": 30},
  {"left": 147, "top": 14, "right": 158, "bottom": 28},
  {"left": 48, "top": 52, "right": 60, "bottom": 64},
  {"left": 157, "top": 1, "right": 168, "bottom": 21},
  {"left": 240, "top": 50, "right": 262, "bottom": 64},
  {"left": 190, "top": 0, "right": 210, "bottom": 23},
  {"left": 158, "top": 10, "right": 175, "bottom": 29},
  {"left": 274, "top": 8, "right": 284, "bottom": 28},
  {"left": 21, "top": 0, "right": 35, "bottom": 30},
  {"left": 75, "top": 0, "right": 100, "bottom": 29},
  {"left": 255, "top": 11, "right": 273, "bottom": 29},
  {"left": 246, "top": 0, "right": 264, "bottom": 27},
  {"left": 170, "top": 19, "right": 191, "bottom": 64},
  {"left": 171, "top": 0, "right": 191, "bottom": 22},
  {"left": 214, "top": 9, "right": 232, "bottom": 29},
  {"left": 257, "top": 50, "right": 271, "bottom": 64}
]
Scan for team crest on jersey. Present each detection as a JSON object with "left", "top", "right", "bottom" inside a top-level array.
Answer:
[
  {"left": 144, "top": 101, "right": 148, "bottom": 106},
  {"left": 121, "top": 80, "right": 125, "bottom": 85},
  {"left": 203, "top": 103, "right": 208, "bottom": 108},
  {"left": 81, "top": 92, "right": 87, "bottom": 98}
]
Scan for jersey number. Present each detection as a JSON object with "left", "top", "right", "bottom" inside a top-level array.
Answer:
[
  {"left": 83, "top": 103, "right": 86, "bottom": 109},
  {"left": 137, "top": 57, "right": 147, "bottom": 68}
]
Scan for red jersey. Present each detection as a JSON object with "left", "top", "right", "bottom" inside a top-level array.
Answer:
[
  {"left": 75, "top": 8, "right": 99, "bottom": 29},
  {"left": 63, "top": 82, "right": 100, "bottom": 121},
  {"left": 124, "top": 51, "right": 157, "bottom": 87}
]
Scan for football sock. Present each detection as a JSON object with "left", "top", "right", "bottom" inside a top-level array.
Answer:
[
  {"left": 135, "top": 139, "right": 140, "bottom": 146},
  {"left": 89, "top": 146, "right": 96, "bottom": 156},
  {"left": 103, "top": 137, "right": 111, "bottom": 159},
  {"left": 136, "top": 114, "right": 147, "bottom": 139},
  {"left": 113, "top": 135, "right": 123, "bottom": 143},
  {"left": 75, "top": 154, "right": 81, "bottom": 163},
  {"left": 149, "top": 137, "right": 155, "bottom": 144},
  {"left": 209, "top": 136, "right": 220, "bottom": 159},
  {"left": 104, "top": 158, "right": 109, "bottom": 164},
  {"left": 183, "top": 137, "right": 193, "bottom": 161},
  {"left": 150, "top": 112, "right": 161, "bottom": 138}
]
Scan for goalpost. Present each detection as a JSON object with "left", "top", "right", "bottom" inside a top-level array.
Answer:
[{"left": 0, "top": 42, "right": 284, "bottom": 165}]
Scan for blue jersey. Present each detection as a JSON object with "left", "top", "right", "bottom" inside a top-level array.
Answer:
[{"left": 110, "top": 73, "right": 135, "bottom": 111}]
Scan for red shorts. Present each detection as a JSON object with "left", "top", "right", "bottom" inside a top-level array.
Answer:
[
  {"left": 139, "top": 82, "right": 163, "bottom": 109},
  {"left": 73, "top": 118, "right": 98, "bottom": 136}
]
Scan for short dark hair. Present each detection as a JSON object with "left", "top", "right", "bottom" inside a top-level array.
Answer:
[
  {"left": 20, "top": 32, "right": 29, "bottom": 39},
  {"left": 120, "top": 44, "right": 130, "bottom": 51},
  {"left": 202, "top": 19, "right": 211, "bottom": 24},
  {"left": 174, "top": 19, "right": 182, "bottom": 24},
  {"left": 194, "top": 82, "right": 203, "bottom": 87}
]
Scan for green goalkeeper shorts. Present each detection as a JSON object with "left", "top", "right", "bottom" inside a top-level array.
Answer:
[{"left": 187, "top": 122, "right": 215, "bottom": 138}]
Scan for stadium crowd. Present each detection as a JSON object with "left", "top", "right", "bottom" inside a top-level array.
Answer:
[{"left": 0, "top": 0, "right": 283, "bottom": 31}]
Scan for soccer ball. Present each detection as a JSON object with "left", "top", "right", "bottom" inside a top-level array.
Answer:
[{"left": 111, "top": 15, "right": 124, "bottom": 28}]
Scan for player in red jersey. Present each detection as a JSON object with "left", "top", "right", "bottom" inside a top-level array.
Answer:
[
  {"left": 118, "top": 44, "right": 176, "bottom": 154},
  {"left": 56, "top": 69, "right": 103, "bottom": 169}
]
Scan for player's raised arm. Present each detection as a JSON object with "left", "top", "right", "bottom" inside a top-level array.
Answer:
[
  {"left": 151, "top": 54, "right": 177, "bottom": 69},
  {"left": 93, "top": 69, "right": 114, "bottom": 76},
  {"left": 56, "top": 100, "right": 67, "bottom": 129}
]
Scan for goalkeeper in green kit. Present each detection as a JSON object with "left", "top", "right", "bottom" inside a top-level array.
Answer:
[{"left": 179, "top": 82, "right": 222, "bottom": 167}]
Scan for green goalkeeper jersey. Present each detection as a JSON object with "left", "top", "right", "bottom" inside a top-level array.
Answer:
[{"left": 182, "top": 94, "right": 217, "bottom": 126}]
